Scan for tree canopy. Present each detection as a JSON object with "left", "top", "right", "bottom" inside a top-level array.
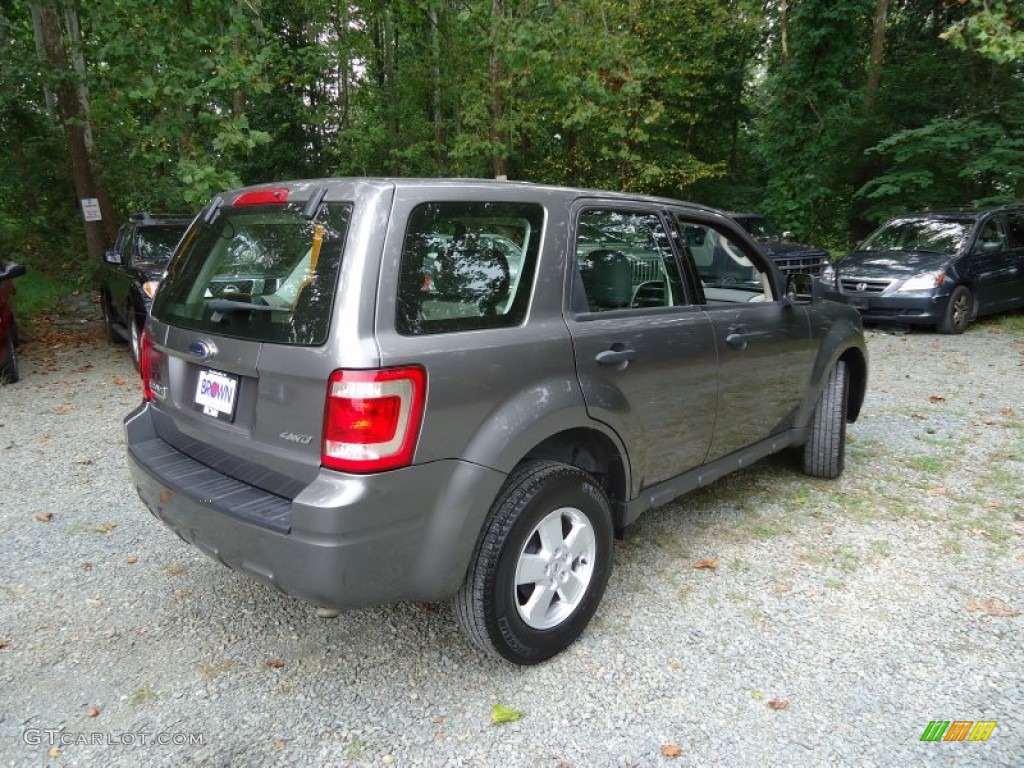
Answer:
[{"left": 1, "top": 0, "right": 1021, "bottom": 277}]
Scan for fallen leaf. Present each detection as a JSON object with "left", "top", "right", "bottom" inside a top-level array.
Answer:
[
  {"left": 1000, "top": 407, "right": 1015, "bottom": 417},
  {"left": 694, "top": 559, "right": 719, "bottom": 570},
  {"left": 74, "top": 456, "right": 94, "bottom": 465},
  {"left": 266, "top": 659, "right": 286, "bottom": 669},
  {"left": 432, "top": 715, "right": 445, "bottom": 724},
  {"left": 127, "top": 556, "right": 139, "bottom": 565},
  {"left": 491, "top": 703, "right": 522, "bottom": 725},
  {"left": 33, "top": 512, "right": 53, "bottom": 523},
  {"left": 94, "top": 522, "right": 117, "bottom": 534},
  {"left": 927, "top": 395, "right": 945, "bottom": 404},
  {"left": 967, "top": 598, "right": 1018, "bottom": 617},
  {"left": 768, "top": 699, "right": 789, "bottom": 710},
  {"left": 81, "top": 562, "right": 93, "bottom": 571},
  {"left": 661, "top": 744, "right": 682, "bottom": 758},
  {"left": 87, "top": 706, "right": 100, "bottom": 718},
  {"left": 48, "top": 746, "right": 61, "bottom": 758},
  {"left": 113, "top": 377, "right": 127, "bottom": 386},
  {"left": 158, "top": 490, "right": 173, "bottom": 504},
  {"left": 750, "top": 690, "right": 764, "bottom": 700},
  {"left": 984, "top": 499, "right": 1001, "bottom": 509},
  {"left": 0, "top": 638, "right": 10, "bottom": 650},
  {"left": 274, "top": 739, "right": 287, "bottom": 749},
  {"left": 54, "top": 404, "right": 74, "bottom": 415},
  {"left": 910, "top": 413, "right": 926, "bottom": 421},
  {"left": 926, "top": 487, "right": 946, "bottom": 496}
]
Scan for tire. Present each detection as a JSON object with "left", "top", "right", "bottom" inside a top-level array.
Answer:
[
  {"left": 128, "top": 305, "right": 142, "bottom": 371},
  {"left": 454, "top": 460, "right": 614, "bottom": 665},
  {"left": 101, "top": 294, "right": 122, "bottom": 344},
  {"left": 802, "top": 360, "right": 848, "bottom": 479},
  {"left": 0, "top": 332, "right": 19, "bottom": 384},
  {"left": 938, "top": 285, "right": 973, "bottom": 334}
]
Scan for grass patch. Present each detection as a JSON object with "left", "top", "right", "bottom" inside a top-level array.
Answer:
[
  {"left": 128, "top": 683, "right": 158, "bottom": 707},
  {"left": 13, "top": 269, "right": 74, "bottom": 320}
]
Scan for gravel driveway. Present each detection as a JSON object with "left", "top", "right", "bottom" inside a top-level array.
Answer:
[{"left": 1, "top": 320, "right": 1022, "bottom": 767}]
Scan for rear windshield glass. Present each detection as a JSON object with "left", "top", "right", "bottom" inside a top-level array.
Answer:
[
  {"left": 152, "top": 202, "right": 351, "bottom": 345},
  {"left": 135, "top": 225, "right": 188, "bottom": 270},
  {"left": 396, "top": 201, "right": 544, "bottom": 335}
]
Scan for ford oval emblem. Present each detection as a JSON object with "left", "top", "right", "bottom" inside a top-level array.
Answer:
[{"left": 188, "top": 340, "right": 217, "bottom": 360}]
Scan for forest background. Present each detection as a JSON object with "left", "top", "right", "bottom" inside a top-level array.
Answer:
[{"left": 1, "top": 0, "right": 1022, "bottom": 306}]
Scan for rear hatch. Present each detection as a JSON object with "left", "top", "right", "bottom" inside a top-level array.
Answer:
[{"left": 144, "top": 183, "right": 373, "bottom": 499}]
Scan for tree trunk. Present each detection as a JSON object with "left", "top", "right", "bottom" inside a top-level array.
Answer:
[
  {"left": 779, "top": 0, "right": 790, "bottom": 61},
  {"left": 864, "top": 0, "right": 890, "bottom": 112},
  {"left": 489, "top": 0, "right": 507, "bottom": 179},
  {"left": 35, "top": 3, "right": 108, "bottom": 259}
]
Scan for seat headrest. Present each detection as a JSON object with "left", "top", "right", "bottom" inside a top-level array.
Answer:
[{"left": 580, "top": 249, "right": 632, "bottom": 310}]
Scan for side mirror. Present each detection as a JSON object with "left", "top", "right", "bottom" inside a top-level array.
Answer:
[
  {"left": 104, "top": 250, "right": 122, "bottom": 265},
  {"left": 0, "top": 262, "right": 26, "bottom": 281},
  {"left": 785, "top": 273, "right": 816, "bottom": 305}
]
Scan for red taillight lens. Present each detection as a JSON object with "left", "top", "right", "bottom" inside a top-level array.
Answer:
[
  {"left": 233, "top": 188, "right": 289, "bottom": 206},
  {"left": 139, "top": 328, "right": 163, "bottom": 401},
  {"left": 140, "top": 328, "right": 153, "bottom": 400},
  {"left": 322, "top": 367, "right": 426, "bottom": 473}
]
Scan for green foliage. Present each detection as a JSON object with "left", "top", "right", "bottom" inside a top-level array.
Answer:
[
  {"left": 942, "top": 0, "right": 1024, "bottom": 64},
  {"left": 858, "top": 114, "right": 1024, "bottom": 220}
]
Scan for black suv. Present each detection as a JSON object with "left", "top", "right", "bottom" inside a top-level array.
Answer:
[
  {"left": 730, "top": 212, "right": 831, "bottom": 277},
  {"left": 98, "top": 212, "right": 191, "bottom": 366},
  {"left": 821, "top": 205, "right": 1024, "bottom": 333}
]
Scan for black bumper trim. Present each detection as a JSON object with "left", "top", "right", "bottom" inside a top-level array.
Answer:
[{"left": 128, "top": 435, "right": 292, "bottom": 534}]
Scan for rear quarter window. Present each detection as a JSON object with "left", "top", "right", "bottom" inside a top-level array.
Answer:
[
  {"left": 152, "top": 202, "right": 351, "bottom": 345},
  {"left": 396, "top": 201, "right": 544, "bottom": 335}
]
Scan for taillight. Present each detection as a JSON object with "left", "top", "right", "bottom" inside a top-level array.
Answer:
[
  {"left": 322, "top": 367, "right": 427, "bottom": 473},
  {"left": 139, "top": 328, "right": 163, "bottom": 401}
]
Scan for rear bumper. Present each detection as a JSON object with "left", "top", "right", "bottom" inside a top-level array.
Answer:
[
  {"left": 124, "top": 402, "right": 506, "bottom": 608},
  {"left": 821, "top": 288, "right": 947, "bottom": 326}
]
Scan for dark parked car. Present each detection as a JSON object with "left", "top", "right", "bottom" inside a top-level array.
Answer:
[
  {"left": 821, "top": 205, "right": 1024, "bottom": 333},
  {"left": 125, "top": 179, "right": 867, "bottom": 664},
  {"left": 98, "top": 212, "right": 191, "bottom": 366},
  {"left": 730, "top": 212, "right": 831, "bottom": 276},
  {"left": 0, "top": 261, "right": 26, "bottom": 384}
]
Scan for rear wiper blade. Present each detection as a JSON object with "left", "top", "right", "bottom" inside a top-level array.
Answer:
[{"left": 206, "top": 298, "right": 289, "bottom": 323}]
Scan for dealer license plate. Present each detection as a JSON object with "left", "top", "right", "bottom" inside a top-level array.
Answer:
[{"left": 194, "top": 369, "right": 239, "bottom": 422}]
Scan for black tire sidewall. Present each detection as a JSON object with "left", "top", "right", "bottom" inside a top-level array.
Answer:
[
  {"left": 943, "top": 286, "right": 972, "bottom": 334},
  {"left": 487, "top": 466, "right": 613, "bottom": 663}
]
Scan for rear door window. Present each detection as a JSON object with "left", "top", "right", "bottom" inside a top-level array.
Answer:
[
  {"left": 574, "top": 209, "right": 688, "bottom": 311},
  {"left": 396, "top": 202, "right": 543, "bottom": 335},
  {"left": 152, "top": 202, "right": 351, "bottom": 345}
]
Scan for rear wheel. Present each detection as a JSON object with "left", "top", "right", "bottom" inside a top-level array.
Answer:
[
  {"left": 0, "top": 332, "right": 19, "bottom": 384},
  {"left": 128, "top": 305, "right": 142, "bottom": 370},
  {"left": 802, "top": 360, "right": 848, "bottom": 479},
  {"left": 101, "top": 294, "right": 121, "bottom": 344},
  {"left": 454, "top": 460, "right": 613, "bottom": 664},
  {"left": 938, "top": 285, "right": 973, "bottom": 334}
]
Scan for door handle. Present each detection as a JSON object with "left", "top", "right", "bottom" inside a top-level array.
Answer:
[
  {"left": 725, "top": 332, "right": 748, "bottom": 349},
  {"left": 596, "top": 348, "right": 637, "bottom": 366}
]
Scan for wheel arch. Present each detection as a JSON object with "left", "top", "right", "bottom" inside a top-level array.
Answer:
[{"left": 519, "top": 427, "right": 629, "bottom": 521}]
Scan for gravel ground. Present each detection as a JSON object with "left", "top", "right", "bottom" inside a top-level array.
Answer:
[{"left": 1, "top": 318, "right": 1022, "bottom": 767}]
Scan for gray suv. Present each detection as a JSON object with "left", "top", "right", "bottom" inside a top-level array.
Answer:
[{"left": 125, "top": 179, "right": 867, "bottom": 664}]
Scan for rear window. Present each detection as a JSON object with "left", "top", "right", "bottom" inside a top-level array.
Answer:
[
  {"left": 152, "top": 202, "right": 351, "bottom": 345},
  {"left": 396, "top": 202, "right": 544, "bottom": 335}
]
